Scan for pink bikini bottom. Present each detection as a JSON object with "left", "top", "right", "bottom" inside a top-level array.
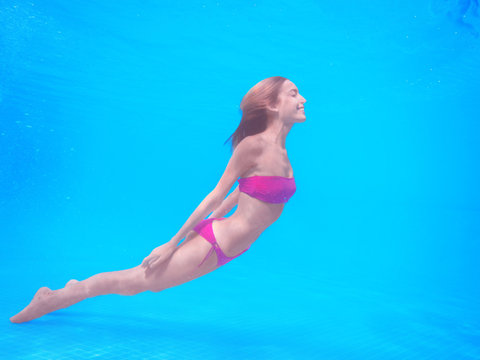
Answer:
[{"left": 193, "top": 217, "right": 250, "bottom": 267}]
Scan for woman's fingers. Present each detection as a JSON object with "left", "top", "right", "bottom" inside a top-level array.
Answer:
[
  {"left": 150, "top": 256, "right": 162, "bottom": 268},
  {"left": 150, "top": 254, "right": 169, "bottom": 269},
  {"left": 143, "top": 245, "right": 174, "bottom": 269},
  {"left": 142, "top": 256, "right": 156, "bottom": 268}
]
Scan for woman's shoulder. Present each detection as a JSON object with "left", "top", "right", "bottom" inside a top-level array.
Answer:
[{"left": 236, "top": 135, "right": 265, "bottom": 154}]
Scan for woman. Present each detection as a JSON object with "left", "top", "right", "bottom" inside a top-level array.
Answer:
[{"left": 10, "top": 76, "right": 307, "bottom": 323}]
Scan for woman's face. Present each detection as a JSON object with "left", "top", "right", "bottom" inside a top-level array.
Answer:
[{"left": 274, "top": 80, "right": 307, "bottom": 123}]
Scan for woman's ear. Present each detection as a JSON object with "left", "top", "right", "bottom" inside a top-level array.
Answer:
[{"left": 266, "top": 103, "right": 279, "bottom": 113}]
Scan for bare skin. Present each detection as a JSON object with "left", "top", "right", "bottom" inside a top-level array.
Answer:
[{"left": 10, "top": 80, "right": 307, "bottom": 323}]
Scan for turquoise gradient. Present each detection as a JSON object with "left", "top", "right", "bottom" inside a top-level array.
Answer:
[{"left": 1, "top": 1, "right": 479, "bottom": 359}]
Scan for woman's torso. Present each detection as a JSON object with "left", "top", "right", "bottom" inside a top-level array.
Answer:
[{"left": 213, "top": 134, "right": 294, "bottom": 255}]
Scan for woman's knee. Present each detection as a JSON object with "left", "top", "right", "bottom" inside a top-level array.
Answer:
[
  {"left": 132, "top": 264, "right": 167, "bottom": 294},
  {"left": 116, "top": 265, "right": 148, "bottom": 295}
]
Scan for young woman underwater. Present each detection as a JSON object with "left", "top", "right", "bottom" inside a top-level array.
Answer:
[{"left": 10, "top": 76, "right": 307, "bottom": 323}]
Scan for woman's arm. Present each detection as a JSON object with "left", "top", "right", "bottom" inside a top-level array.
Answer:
[
  {"left": 143, "top": 190, "right": 221, "bottom": 268},
  {"left": 168, "top": 137, "right": 261, "bottom": 247},
  {"left": 168, "top": 191, "right": 221, "bottom": 247},
  {"left": 208, "top": 186, "right": 240, "bottom": 219}
]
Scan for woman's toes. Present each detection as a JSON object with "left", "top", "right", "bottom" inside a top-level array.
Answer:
[{"left": 10, "top": 313, "right": 24, "bottom": 323}]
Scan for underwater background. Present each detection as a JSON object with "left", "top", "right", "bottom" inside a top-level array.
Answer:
[{"left": 1, "top": 0, "right": 479, "bottom": 359}]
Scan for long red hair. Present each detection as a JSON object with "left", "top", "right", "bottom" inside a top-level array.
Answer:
[{"left": 224, "top": 76, "right": 289, "bottom": 153}]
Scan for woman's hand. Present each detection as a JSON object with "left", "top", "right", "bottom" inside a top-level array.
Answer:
[{"left": 141, "top": 242, "right": 176, "bottom": 270}]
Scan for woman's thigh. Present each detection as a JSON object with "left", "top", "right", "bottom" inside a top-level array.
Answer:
[{"left": 145, "top": 232, "right": 220, "bottom": 292}]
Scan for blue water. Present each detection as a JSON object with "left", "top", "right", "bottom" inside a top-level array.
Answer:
[{"left": 1, "top": 1, "right": 479, "bottom": 359}]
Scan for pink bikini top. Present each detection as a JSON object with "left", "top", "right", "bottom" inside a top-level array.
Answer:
[{"left": 237, "top": 175, "right": 296, "bottom": 204}]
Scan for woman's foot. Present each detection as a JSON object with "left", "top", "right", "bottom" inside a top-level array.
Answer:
[{"left": 10, "top": 287, "right": 55, "bottom": 323}]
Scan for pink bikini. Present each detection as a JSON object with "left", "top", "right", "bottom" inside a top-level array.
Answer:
[
  {"left": 237, "top": 175, "right": 296, "bottom": 204},
  {"left": 194, "top": 175, "right": 296, "bottom": 267}
]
